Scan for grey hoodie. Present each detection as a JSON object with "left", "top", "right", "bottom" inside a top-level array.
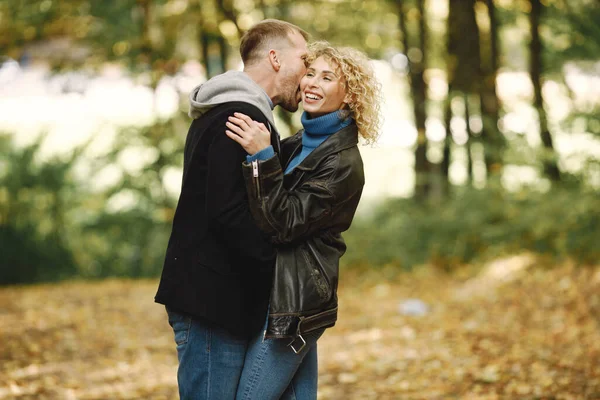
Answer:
[{"left": 189, "top": 71, "right": 277, "bottom": 131}]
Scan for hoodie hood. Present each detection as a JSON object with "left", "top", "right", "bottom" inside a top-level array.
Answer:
[{"left": 189, "top": 71, "right": 276, "bottom": 128}]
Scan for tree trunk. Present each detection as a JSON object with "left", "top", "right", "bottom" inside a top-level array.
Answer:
[
  {"left": 479, "top": 0, "right": 504, "bottom": 177},
  {"left": 398, "top": 0, "right": 409, "bottom": 57},
  {"left": 214, "top": 0, "right": 241, "bottom": 73},
  {"left": 448, "top": 0, "right": 481, "bottom": 188},
  {"left": 199, "top": 28, "right": 211, "bottom": 77},
  {"left": 215, "top": 0, "right": 241, "bottom": 33},
  {"left": 441, "top": 91, "right": 452, "bottom": 193},
  {"left": 217, "top": 35, "right": 228, "bottom": 74},
  {"left": 138, "top": 0, "right": 152, "bottom": 66},
  {"left": 414, "top": 0, "right": 430, "bottom": 199},
  {"left": 137, "top": 0, "right": 163, "bottom": 115},
  {"left": 397, "top": 0, "right": 431, "bottom": 200},
  {"left": 464, "top": 93, "right": 474, "bottom": 184},
  {"left": 529, "top": 0, "right": 561, "bottom": 181},
  {"left": 192, "top": 0, "right": 214, "bottom": 79},
  {"left": 448, "top": 0, "right": 480, "bottom": 92}
]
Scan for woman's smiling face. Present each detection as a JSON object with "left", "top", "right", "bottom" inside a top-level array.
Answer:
[{"left": 300, "top": 56, "right": 349, "bottom": 118}]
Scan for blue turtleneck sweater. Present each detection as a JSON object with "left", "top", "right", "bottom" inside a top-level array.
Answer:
[{"left": 247, "top": 110, "right": 352, "bottom": 174}]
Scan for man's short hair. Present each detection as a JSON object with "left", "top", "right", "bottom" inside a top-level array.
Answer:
[{"left": 240, "top": 19, "right": 309, "bottom": 66}]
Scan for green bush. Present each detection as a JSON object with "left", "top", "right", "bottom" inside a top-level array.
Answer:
[
  {"left": 0, "top": 120, "right": 182, "bottom": 285},
  {"left": 342, "top": 186, "right": 600, "bottom": 270},
  {"left": 0, "top": 224, "right": 78, "bottom": 284}
]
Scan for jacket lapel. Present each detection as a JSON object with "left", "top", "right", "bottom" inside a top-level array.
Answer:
[
  {"left": 294, "top": 124, "right": 359, "bottom": 172},
  {"left": 266, "top": 121, "right": 283, "bottom": 162},
  {"left": 285, "top": 124, "right": 359, "bottom": 191}
]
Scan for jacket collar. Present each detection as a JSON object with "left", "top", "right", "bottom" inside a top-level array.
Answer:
[
  {"left": 288, "top": 123, "right": 359, "bottom": 172},
  {"left": 267, "top": 121, "right": 282, "bottom": 160}
]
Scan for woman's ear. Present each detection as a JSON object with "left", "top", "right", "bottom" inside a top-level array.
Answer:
[
  {"left": 269, "top": 50, "right": 281, "bottom": 72},
  {"left": 343, "top": 93, "right": 352, "bottom": 107},
  {"left": 339, "top": 101, "right": 352, "bottom": 115}
]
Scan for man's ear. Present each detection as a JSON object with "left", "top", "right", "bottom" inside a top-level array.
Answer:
[{"left": 269, "top": 49, "right": 281, "bottom": 72}]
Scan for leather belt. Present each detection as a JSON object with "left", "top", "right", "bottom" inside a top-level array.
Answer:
[{"left": 288, "top": 307, "right": 337, "bottom": 354}]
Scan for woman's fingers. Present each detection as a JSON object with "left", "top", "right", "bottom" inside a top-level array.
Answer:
[
  {"left": 232, "top": 113, "right": 266, "bottom": 134},
  {"left": 225, "top": 120, "right": 246, "bottom": 136},
  {"left": 228, "top": 116, "right": 250, "bottom": 131},
  {"left": 228, "top": 116, "right": 269, "bottom": 137},
  {"left": 233, "top": 112, "right": 254, "bottom": 125},
  {"left": 225, "top": 129, "right": 245, "bottom": 145},
  {"left": 226, "top": 114, "right": 271, "bottom": 156},
  {"left": 257, "top": 122, "right": 269, "bottom": 133}
]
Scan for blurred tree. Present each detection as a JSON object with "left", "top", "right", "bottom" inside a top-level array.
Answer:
[
  {"left": 397, "top": 0, "right": 431, "bottom": 200},
  {"left": 529, "top": 0, "right": 561, "bottom": 181},
  {"left": 0, "top": 0, "right": 91, "bottom": 68},
  {"left": 545, "top": 0, "right": 600, "bottom": 183},
  {"left": 444, "top": 0, "right": 482, "bottom": 188},
  {"left": 477, "top": 0, "right": 505, "bottom": 178},
  {"left": 192, "top": 0, "right": 242, "bottom": 78},
  {"left": 541, "top": 0, "right": 600, "bottom": 72}
]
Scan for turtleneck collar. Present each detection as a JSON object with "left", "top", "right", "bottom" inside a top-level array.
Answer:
[
  {"left": 283, "top": 111, "right": 354, "bottom": 174},
  {"left": 301, "top": 110, "right": 352, "bottom": 137}
]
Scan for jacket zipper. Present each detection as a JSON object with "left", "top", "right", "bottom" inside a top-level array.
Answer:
[{"left": 252, "top": 160, "right": 260, "bottom": 198}]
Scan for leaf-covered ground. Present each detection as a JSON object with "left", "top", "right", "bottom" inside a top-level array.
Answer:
[{"left": 1, "top": 255, "right": 599, "bottom": 399}]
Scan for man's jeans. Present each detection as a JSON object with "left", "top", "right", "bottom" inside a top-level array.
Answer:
[
  {"left": 166, "top": 307, "right": 322, "bottom": 400},
  {"left": 167, "top": 307, "right": 247, "bottom": 399}
]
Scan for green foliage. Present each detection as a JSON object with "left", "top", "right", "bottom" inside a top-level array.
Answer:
[
  {"left": 543, "top": 0, "right": 600, "bottom": 72},
  {"left": 343, "top": 185, "right": 600, "bottom": 270},
  {"left": 0, "top": 114, "right": 185, "bottom": 285},
  {"left": 0, "top": 134, "right": 81, "bottom": 284},
  {"left": 0, "top": 224, "right": 77, "bottom": 284},
  {"left": 79, "top": 209, "right": 171, "bottom": 278},
  {"left": 1, "top": 0, "right": 401, "bottom": 71},
  {"left": 77, "top": 117, "right": 185, "bottom": 279}
]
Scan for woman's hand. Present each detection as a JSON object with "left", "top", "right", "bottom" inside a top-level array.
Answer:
[{"left": 225, "top": 112, "right": 271, "bottom": 155}]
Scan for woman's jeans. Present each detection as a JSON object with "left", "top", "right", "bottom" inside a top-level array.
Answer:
[
  {"left": 236, "top": 320, "right": 323, "bottom": 400},
  {"left": 166, "top": 307, "right": 323, "bottom": 400}
]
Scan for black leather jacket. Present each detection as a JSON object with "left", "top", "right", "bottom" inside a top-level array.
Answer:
[{"left": 242, "top": 123, "right": 364, "bottom": 348}]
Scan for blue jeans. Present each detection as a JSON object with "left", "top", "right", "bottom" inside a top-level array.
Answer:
[
  {"left": 235, "top": 320, "right": 323, "bottom": 400},
  {"left": 166, "top": 307, "right": 248, "bottom": 400},
  {"left": 167, "top": 307, "right": 323, "bottom": 400}
]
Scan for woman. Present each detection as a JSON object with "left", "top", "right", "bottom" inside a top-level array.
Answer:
[{"left": 225, "top": 42, "right": 381, "bottom": 399}]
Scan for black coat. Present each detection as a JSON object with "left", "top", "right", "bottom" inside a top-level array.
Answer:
[{"left": 155, "top": 101, "right": 280, "bottom": 338}]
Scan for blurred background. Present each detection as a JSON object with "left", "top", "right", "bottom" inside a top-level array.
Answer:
[
  {"left": 0, "top": 0, "right": 598, "bottom": 282},
  {"left": 1, "top": 1, "right": 600, "bottom": 399}
]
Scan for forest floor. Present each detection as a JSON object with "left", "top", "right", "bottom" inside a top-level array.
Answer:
[{"left": 1, "top": 254, "right": 599, "bottom": 400}]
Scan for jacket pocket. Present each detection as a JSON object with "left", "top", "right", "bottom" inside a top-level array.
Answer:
[{"left": 301, "top": 245, "right": 331, "bottom": 302}]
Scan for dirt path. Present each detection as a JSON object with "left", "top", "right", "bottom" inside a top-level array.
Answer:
[{"left": 1, "top": 257, "right": 599, "bottom": 399}]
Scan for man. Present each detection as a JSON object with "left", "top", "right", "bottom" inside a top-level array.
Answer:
[{"left": 154, "top": 19, "right": 309, "bottom": 399}]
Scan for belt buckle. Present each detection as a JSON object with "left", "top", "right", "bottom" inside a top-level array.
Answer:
[{"left": 289, "top": 334, "right": 307, "bottom": 354}]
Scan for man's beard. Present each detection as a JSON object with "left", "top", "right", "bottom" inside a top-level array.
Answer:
[{"left": 279, "top": 77, "right": 301, "bottom": 112}]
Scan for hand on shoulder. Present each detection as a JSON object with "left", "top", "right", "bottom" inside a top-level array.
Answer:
[{"left": 225, "top": 112, "right": 272, "bottom": 156}]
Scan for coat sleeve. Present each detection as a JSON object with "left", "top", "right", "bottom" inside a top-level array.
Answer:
[
  {"left": 204, "top": 105, "right": 276, "bottom": 263},
  {"left": 242, "top": 153, "right": 361, "bottom": 244}
]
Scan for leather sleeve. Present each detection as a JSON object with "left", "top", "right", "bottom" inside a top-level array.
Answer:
[
  {"left": 242, "top": 153, "right": 360, "bottom": 244},
  {"left": 204, "top": 104, "right": 276, "bottom": 263}
]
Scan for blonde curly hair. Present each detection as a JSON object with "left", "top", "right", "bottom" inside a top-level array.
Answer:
[{"left": 305, "top": 41, "right": 382, "bottom": 144}]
